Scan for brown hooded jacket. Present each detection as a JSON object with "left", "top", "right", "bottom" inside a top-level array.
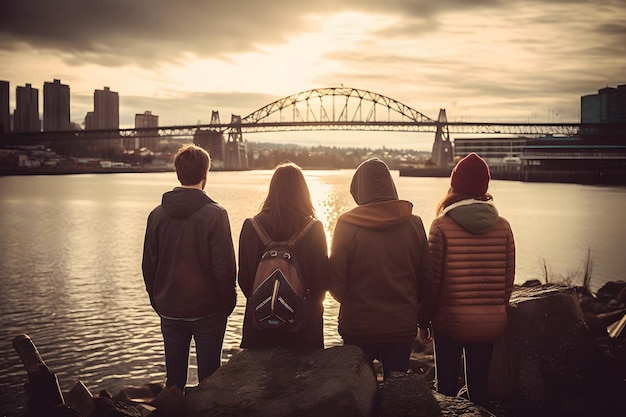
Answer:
[{"left": 329, "top": 158, "right": 434, "bottom": 343}]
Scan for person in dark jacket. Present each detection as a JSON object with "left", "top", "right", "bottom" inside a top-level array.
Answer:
[
  {"left": 238, "top": 162, "right": 329, "bottom": 348},
  {"left": 426, "top": 152, "right": 515, "bottom": 409},
  {"left": 329, "top": 157, "right": 433, "bottom": 378},
  {"left": 142, "top": 143, "right": 237, "bottom": 390}
]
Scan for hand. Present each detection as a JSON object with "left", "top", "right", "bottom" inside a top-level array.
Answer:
[{"left": 418, "top": 327, "right": 433, "bottom": 344}]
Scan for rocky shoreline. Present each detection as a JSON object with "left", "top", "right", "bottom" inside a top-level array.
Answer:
[{"left": 12, "top": 280, "right": 626, "bottom": 417}]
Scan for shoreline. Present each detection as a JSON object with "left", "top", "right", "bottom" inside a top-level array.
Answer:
[
  {"left": 3, "top": 165, "right": 625, "bottom": 186},
  {"left": 399, "top": 166, "right": 626, "bottom": 186},
  {"left": 0, "top": 166, "right": 247, "bottom": 176}
]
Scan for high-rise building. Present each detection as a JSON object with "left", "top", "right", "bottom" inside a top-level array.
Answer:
[
  {"left": 580, "top": 84, "right": 626, "bottom": 142},
  {"left": 43, "top": 79, "right": 70, "bottom": 131},
  {"left": 14, "top": 83, "right": 40, "bottom": 132},
  {"left": 581, "top": 84, "right": 626, "bottom": 123},
  {"left": 0, "top": 80, "right": 9, "bottom": 133},
  {"left": 135, "top": 110, "right": 159, "bottom": 150},
  {"left": 135, "top": 110, "right": 159, "bottom": 129},
  {"left": 89, "top": 86, "right": 119, "bottom": 130}
]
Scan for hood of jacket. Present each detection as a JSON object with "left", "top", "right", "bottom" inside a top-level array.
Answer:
[
  {"left": 343, "top": 157, "right": 413, "bottom": 229},
  {"left": 161, "top": 187, "right": 215, "bottom": 218},
  {"left": 350, "top": 157, "right": 399, "bottom": 205},
  {"left": 339, "top": 200, "right": 414, "bottom": 229},
  {"left": 443, "top": 199, "right": 499, "bottom": 234}
]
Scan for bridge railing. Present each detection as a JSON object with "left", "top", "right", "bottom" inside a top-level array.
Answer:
[
  {"left": 0, "top": 122, "right": 593, "bottom": 142},
  {"left": 2, "top": 122, "right": 623, "bottom": 144}
]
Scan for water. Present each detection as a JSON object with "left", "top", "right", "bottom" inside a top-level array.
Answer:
[{"left": 1, "top": 170, "right": 625, "bottom": 415}]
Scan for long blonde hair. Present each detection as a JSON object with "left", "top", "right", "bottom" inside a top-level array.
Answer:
[{"left": 259, "top": 162, "right": 316, "bottom": 237}]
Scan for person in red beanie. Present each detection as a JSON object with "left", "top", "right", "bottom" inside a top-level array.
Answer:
[{"left": 420, "top": 152, "right": 515, "bottom": 410}]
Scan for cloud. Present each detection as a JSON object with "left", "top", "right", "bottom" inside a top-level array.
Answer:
[{"left": 5, "top": 1, "right": 610, "bottom": 67}]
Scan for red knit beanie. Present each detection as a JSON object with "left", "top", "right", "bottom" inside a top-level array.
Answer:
[{"left": 450, "top": 153, "right": 491, "bottom": 196}]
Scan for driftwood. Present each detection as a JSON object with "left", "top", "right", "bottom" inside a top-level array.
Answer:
[{"left": 12, "top": 333, "right": 66, "bottom": 415}]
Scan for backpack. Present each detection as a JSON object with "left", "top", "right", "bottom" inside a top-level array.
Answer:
[{"left": 249, "top": 216, "right": 316, "bottom": 332}]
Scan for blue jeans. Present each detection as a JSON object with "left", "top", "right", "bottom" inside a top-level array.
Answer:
[
  {"left": 160, "top": 315, "right": 227, "bottom": 390},
  {"left": 433, "top": 330, "right": 494, "bottom": 408},
  {"left": 343, "top": 339, "right": 413, "bottom": 378}
]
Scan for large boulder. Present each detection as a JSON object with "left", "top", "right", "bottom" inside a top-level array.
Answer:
[
  {"left": 489, "top": 284, "right": 613, "bottom": 417},
  {"left": 184, "top": 345, "right": 378, "bottom": 417}
]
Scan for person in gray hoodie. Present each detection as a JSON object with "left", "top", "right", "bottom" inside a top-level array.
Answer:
[
  {"left": 142, "top": 143, "right": 237, "bottom": 391},
  {"left": 329, "top": 157, "right": 433, "bottom": 378}
]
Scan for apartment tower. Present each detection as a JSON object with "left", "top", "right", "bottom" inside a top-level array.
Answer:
[
  {"left": 43, "top": 79, "right": 70, "bottom": 131},
  {"left": 14, "top": 83, "right": 40, "bottom": 132},
  {"left": 92, "top": 86, "right": 119, "bottom": 129},
  {"left": 135, "top": 110, "right": 159, "bottom": 150},
  {"left": 0, "top": 80, "right": 9, "bottom": 132}
]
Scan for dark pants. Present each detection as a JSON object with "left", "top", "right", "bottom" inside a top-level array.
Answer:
[
  {"left": 343, "top": 339, "right": 413, "bottom": 378},
  {"left": 433, "top": 330, "right": 494, "bottom": 408},
  {"left": 160, "top": 315, "right": 227, "bottom": 390}
]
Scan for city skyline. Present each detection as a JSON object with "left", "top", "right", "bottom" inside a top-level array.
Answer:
[{"left": 1, "top": 0, "right": 625, "bottom": 150}]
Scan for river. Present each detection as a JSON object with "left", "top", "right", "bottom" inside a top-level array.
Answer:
[{"left": 1, "top": 170, "right": 625, "bottom": 415}]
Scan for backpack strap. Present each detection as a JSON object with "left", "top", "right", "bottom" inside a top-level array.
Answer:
[
  {"left": 288, "top": 217, "right": 316, "bottom": 247},
  {"left": 250, "top": 216, "right": 316, "bottom": 246},
  {"left": 249, "top": 216, "right": 271, "bottom": 246}
]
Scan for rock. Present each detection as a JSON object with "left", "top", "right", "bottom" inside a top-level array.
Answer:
[
  {"left": 184, "top": 345, "right": 378, "bottom": 417},
  {"left": 149, "top": 385, "right": 184, "bottom": 416},
  {"left": 431, "top": 392, "right": 495, "bottom": 417},
  {"left": 92, "top": 397, "right": 141, "bottom": 417},
  {"left": 597, "top": 280, "right": 626, "bottom": 304},
  {"left": 64, "top": 381, "right": 95, "bottom": 417},
  {"left": 378, "top": 372, "right": 442, "bottom": 417},
  {"left": 489, "top": 284, "right": 612, "bottom": 417},
  {"left": 115, "top": 382, "right": 164, "bottom": 405}
]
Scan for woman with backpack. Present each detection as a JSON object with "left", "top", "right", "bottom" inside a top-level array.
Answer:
[
  {"left": 426, "top": 152, "right": 515, "bottom": 409},
  {"left": 238, "top": 162, "right": 330, "bottom": 349}
]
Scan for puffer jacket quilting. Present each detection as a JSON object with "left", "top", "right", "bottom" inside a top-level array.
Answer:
[{"left": 428, "top": 204, "right": 515, "bottom": 343}]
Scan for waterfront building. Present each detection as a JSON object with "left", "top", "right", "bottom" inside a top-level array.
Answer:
[
  {"left": 84, "top": 111, "right": 94, "bottom": 129},
  {"left": 520, "top": 136, "right": 626, "bottom": 184},
  {"left": 453, "top": 136, "right": 527, "bottom": 167},
  {"left": 581, "top": 84, "right": 626, "bottom": 123},
  {"left": 134, "top": 110, "right": 159, "bottom": 150},
  {"left": 580, "top": 84, "right": 626, "bottom": 142},
  {"left": 43, "top": 79, "right": 70, "bottom": 131},
  {"left": 14, "top": 83, "right": 41, "bottom": 132},
  {"left": 0, "top": 80, "right": 9, "bottom": 133},
  {"left": 84, "top": 86, "right": 121, "bottom": 149},
  {"left": 87, "top": 86, "right": 119, "bottom": 130}
]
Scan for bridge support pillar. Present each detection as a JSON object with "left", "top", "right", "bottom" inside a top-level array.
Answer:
[
  {"left": 225, "top": 114, "right": 249, "bottom": 170},
  {"left": 431, "top": 108, "right": 453, "bottom": 167},
  {"left": 194, "top": 129, "right": 226, "bottom": 170}
]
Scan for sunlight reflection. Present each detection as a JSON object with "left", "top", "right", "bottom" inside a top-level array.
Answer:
[{"left": 303, "top": 170, "right": 355, "bottom": 253}]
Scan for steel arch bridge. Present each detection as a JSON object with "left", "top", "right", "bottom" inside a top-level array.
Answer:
[
  {"left": 234, "top": 86, "right": 436, "bottom": 132},
  {"left": 224, "top": 86, "right": 582, "bottom": 136}
]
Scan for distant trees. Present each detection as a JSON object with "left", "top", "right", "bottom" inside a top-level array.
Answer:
[{"left": 244, "top": 141, "right": 431, "bottom": 170}]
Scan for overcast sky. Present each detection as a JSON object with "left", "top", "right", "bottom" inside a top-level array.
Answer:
[{"left": 1, "top": 0, "right": 625, "bottom": 149}]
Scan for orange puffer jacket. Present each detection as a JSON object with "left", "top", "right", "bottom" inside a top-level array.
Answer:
[{"left": 428, "top": 199, "right": 515, "bottom": 343}]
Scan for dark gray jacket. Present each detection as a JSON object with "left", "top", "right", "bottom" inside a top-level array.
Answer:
[{"left": 142, "top": 187, "right": 237, "bottom": 318}]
